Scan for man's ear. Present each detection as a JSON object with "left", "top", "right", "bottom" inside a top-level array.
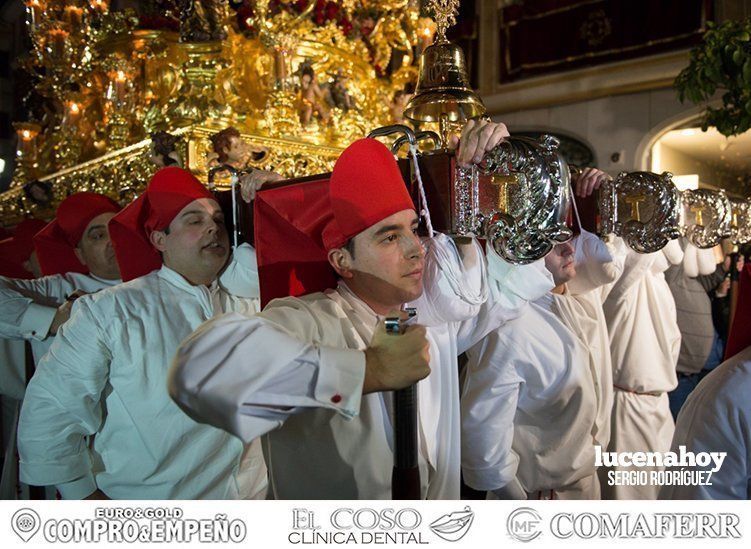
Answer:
[
  {"left": 73, "top": 246, "right": 88, "bottom": 267},
  {"left": 328, "top": 248, "right": 353, "bottom": 279},
  {"left": 150, "top": 229, "right": 168, "bottom": 252}
]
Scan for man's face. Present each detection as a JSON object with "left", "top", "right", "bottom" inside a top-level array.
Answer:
[
  {"left": 150, "top": 198, "right": 229, "bottom": 286},
  {"left": 332, "top": 209, "right": 425, "bottom": 314},
  {"left": 74, "top": 212, "right": 120, "bottom": 280},
  {"left": 544, "top": 242, "right": 576, "bottom": 287}
]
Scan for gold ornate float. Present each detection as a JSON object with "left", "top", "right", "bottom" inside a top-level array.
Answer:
[{"left": 2, "top": 0, "right": 437, "bottom": 226}]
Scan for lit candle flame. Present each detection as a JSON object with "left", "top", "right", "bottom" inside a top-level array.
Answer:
[{"left": 90, "top": 0, "right": 108, "bottom": 13}]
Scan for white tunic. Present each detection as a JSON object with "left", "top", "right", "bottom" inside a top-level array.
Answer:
[
  {"left": 551, "top": 288, "right": 614, "bottom": 453},
  {"left": 601, "top": 240, "right": 682, "bottom": 499},
  {"left": 18, "top": 246, "right": 267, "bottom": 500},
  {"left": 0, "top": 273, "right": 120, "bottom": 501},
  {"left": 553, "top": 231, "right": 622, "bottom": 454},
  {"left": 461, "top": 291, "right": 598, "bottom": 497},
  {"left": 660, "top": 346, "right": 751, "bottom": 500},
  {"left": 169, "top": 237, "right": 549, "bottom": 499}
]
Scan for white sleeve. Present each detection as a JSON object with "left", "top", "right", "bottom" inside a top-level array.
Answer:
[
  {"left": 410, "top": 234, "right": 553, "bottom": 349},
  {"left": 453, "top": 248, "right": 554, "bottom": 354},
  {"left": 567, "top": 233, "right": 624, "bottom": 296},
  {"left": 661, "top": 383, "right": 750, "bottom": 500},
  {"left": 17, "top": 296, "right": 110, "bottom": 499},
  {"left": 610, "top": 245, "right": 657, "bottom": 295},
  {"left": 485, "top": 246, "right": 554, "bottom": 309},
  {"left": 218, "top": 243, "right": 260, "bottom": 299},
  {"left": 461, "top": 334, "right": 523, "bottom": 492},
  {"left": 0, "top": 275, "right": 72, "bottom": 341},
  {"left": 168, "top": 304, "right": 366, "bottom": 444},
  {"left": 409, "top": 233, "right": 485, "bottom": 326}
]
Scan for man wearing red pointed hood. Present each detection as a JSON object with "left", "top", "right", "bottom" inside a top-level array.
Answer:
[
  {"left": 0, "top": 194, "right": 122, "bottom": 363},
  {"left": 18, "top": 167, "right": 272, "bottom": 500},
  {"left": 169, "top": 120, "right": 554, "bottom": 499},
  {"left": 0, "top": 199, "right": 120, "bottom": 499},
  {"left": 0, "top": 218, "right": 46, "bottom": 279},
  {"left": 1, "top": 219, "right": 47, "bottom": 398},
  {"left": 0, "top": 218, "right": 47, "bottom": 499},
  {"left": 660, "top": 260, "right": 751, "bottom": 500}
]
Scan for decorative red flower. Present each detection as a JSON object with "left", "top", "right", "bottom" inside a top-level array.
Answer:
[
  {"left": 313, "top": 0, "right": 326, "bottom": 25},
  {"left": 339, "top": 17, "right": 353, "bottom": 37},
  {"left": 324, "top": 1, "right": 339, "bottom": 21}
]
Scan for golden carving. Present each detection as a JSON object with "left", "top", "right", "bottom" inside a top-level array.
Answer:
[{"left": 2, "top": 1, "right": 425, "bottom": 226}]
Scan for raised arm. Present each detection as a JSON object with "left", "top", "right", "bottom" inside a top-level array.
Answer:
[
  {"left": 218, "top": 242, "right": 261, "bottom": 299},
  {"left": 0, "top": 274, "right": 75, "bottom": 341},
  {"left": 454, "top": 246, "right": 554, "bottom": 354}
]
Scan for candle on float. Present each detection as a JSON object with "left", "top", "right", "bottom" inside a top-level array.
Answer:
[
  {"left": 422, "top": 27, "right": 433, "bottom": 45},
  {"left": 14, "top": 123, "right": 41, "bottom": 160},
  {"left": 417, "top": 18, "right": 436, "bottom": 53},
  {"left": 25, "top": 0, "right": 44, "bottom": 30},
  {"left": 47, "top": 28, "right": 70, "bottom": 60},
  {"left": 64, "top": 6, "right": 84, "bottom": 30},
  {"left": 64, "top": 101, "right": 82, "bottom": 128},
  {"left": 274, "top": 49, "right": 288, "bottom": 82},
  {"left": 114, "top": 70, "right": 127, "bottom": 102},
  {"left": 90, "top": 0, "right": 109, "bottom": 15}
]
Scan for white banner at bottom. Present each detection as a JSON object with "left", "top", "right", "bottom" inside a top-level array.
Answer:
[{"left": 0, "top": 500, "right": 747, "bottom": 549}]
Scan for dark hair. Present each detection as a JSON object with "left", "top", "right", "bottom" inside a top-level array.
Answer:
[
  {"left": 150, "top": 131, "right": 181, "bottom": 165},
  {"left": 209, "top": 127, "right": 242, "bottom": 164},
  {"left": 299, "top": 59, "right": 315, "bottom": 79},
  {"left": 23, "top": 180, "right": 52, "bottom": 206}
]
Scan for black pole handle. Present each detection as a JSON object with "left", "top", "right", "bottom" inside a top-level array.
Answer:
[{"left": 386, "top": 309, "right": 421, "bottom": 500}]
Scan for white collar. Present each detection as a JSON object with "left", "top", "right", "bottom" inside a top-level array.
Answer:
[
  {"left": 335, "top": 281, "right": 381, "bottom": 319},
  {"left": 86, "top": 273, "right": 121, "bottom": 286},
  {"left": 158, "top": 264, "right": 218, "bottom": 294}
]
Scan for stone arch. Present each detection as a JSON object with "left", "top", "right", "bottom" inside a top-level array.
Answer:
[{"left": 633, "top": 101, "right": 720, "bottom": 171}]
